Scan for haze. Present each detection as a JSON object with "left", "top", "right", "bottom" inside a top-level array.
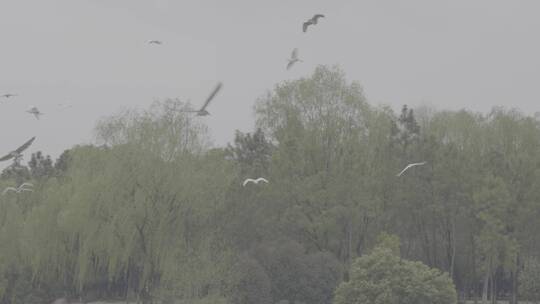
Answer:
[{"left": 1, "top": 0, "right": 539, "bottom": 165}]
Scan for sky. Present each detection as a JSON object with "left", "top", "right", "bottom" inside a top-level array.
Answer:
[{"left": 0, "top": 0, "right": 539, "bottom": 169}]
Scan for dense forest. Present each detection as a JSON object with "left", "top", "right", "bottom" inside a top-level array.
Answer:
[{"left": 0, "top": 66, "right": 539, "bottom": 304}]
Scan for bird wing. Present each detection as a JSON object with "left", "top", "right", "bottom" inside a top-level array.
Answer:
[
  {"left": 242, "top": 179, "right": 255, "bottom": 186},
  {"left": 302, "top": 21, "right": 311, "bottom": 32},
  {"left": 396, "top": 164, "right": 412, "bottom": 177},
  {"left": 19, "top": 182, "right": 34, "bottom": 188},
  {"left": 15, "top": 137, "right": 36, "bottom": 154},
  {"left": 396, "top": 162, "right": 427, "bottom": 177},
  {"left": 256, "top": 178, "right": 269, "bottom": 184},
  {"left": 0, "top": 153, "right": 13, "bottom": 162},
  {"left": 291, "top": 48, "right": 298, "bottom": 60},
  {"left": 286, "top": 60, "right": 295, "bottom": 70},
  {"left": 313, "top": 14, "right": 325, "bottom": 21},
  {"left": 2, "top": 187, "right": 17, "bottom": 195},
  {"left": 199, "top": 82, "right": 223, "bottom": 111}
]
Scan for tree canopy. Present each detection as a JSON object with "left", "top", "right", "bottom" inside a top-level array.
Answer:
[{"left": 0, "top": 66, "right": 538, "bottom": 304}]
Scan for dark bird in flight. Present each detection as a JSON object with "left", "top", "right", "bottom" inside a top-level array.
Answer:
[
  {"left": 185, "top": 82, "right": 223, "bottom": 116},
  {"left": 286, "top": 48, "right": 302, "bottom": 70},
  {"left": 27, "top": 106, "right": 43, "bottom": 120},
  {"left": 0, "top": 137, "right": 36, "bottom": 162},
  {"left": 148, "top": 40, "right": 163, "bottom": 45},
  {"left": 1, "top": 93, "right": 17, "bottom": 98},
  {"left": 303, "top": 14, "right": 325, "bottom": 32}
]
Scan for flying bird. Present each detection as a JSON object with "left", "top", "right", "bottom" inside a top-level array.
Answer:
[
  {"left": 0, "top": 137, "right": 36, "bottom": 162},
  {"left": 1, "top": 93, "right": 17, "bottom": 98},
  {"left": 148, "top": 40, "right": 163, "bottom": 45},
  {"left": 286, "top": 48, "right": 302, "bottom": 70},
  {"left": 242, "top": 177, "right": 269, "bottom": 187},
  {"left": 303, "top": 14, "right": 325, "bottom": 32},
  {"left": 27, "top": 106, "right": 43, "bottom": 119},
  {"left": 396, "top": 162, "right": 427, "bottom": 177},
  {"left": 2, "top": 183, "right": 34, "bottom": 195},
  {"left": 184, "top": 82, "right": 223, "bottom": 116}
]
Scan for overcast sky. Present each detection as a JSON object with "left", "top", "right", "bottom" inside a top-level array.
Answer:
[{"left": 1, "top": 0, "right": 539, "bottom": 168}]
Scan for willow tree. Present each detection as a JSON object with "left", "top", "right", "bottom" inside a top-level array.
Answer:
[{"left": 22, "top": 99, "right": 237, "bottom": 302}]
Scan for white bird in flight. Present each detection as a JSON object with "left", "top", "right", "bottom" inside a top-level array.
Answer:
[
  {"left": 396, "top": 162, "right": 427, "bottom": 177},
  {"left": 2, "top": 183, "right": 34, "bottom": 195},
  {"left": 303, "top": 14, "right": 325, "bottom": 33},
  {"left": 286, "top": 48, "right": 302, "bottom": 70},
  {"left": 242, "top": 177, "right": 269, "bottom": 187},
  {"left": 184, "top": 82, "right": 223, "bottom": 116},
  {"left": 0, "top": 137, "right": 36, "bottom": 162},
  {"left": 148, "top": 40, "right": 163, "bottom": 45},
  {"left": 27, "top": 106, "right": 43, "bottom": 120}
]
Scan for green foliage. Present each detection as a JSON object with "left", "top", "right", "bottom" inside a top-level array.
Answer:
[
  {"left": 28, "top": 151, "right": 54, "bottom": 179},
  {"left": 252, "top": 240, "right": 342, "bottom": 304},
  {"left": 225, "top": 128, "right": 273, "bottom": 176},
  {"left": 334, "top": 243, "right": 457, "bottom": 304},
  {"left": 375, "top": 232, "right": 401, "bottom": 255},
  {"left": 226, "top": 255, "right": 272, "bottom": 304},
  {"left": 0, "top": 65, "right": 539, "bottom": 303},
  {"left": 519, "top": 258, "right": 540, "bottom": 302}
]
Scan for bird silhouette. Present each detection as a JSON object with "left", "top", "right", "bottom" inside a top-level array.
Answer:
[
  {"left": 396, "top": 162, "right": 427, "bottom": 177},
  {"left": 2, "top": 183, "right": 34, "bottom": 195},
  {"left": 0, "top": 137, "right": 36, "bottom": 162},
  {"left": 184, "top": 82, "right": 223, "bottom": 116},
  {"left": 147, "top": 40, "right": 163, "bottom": 45},
  {"left": 286, "top": 48, "right": 302, "bottom": 70},
  {"left": 0, "top": 93, "right": 17, "bottom": 98},
  {"left": 242, "top": 177, "right": 269, "bottom": 187},
  {"left": 27, "top": 106, "right": 43, "bottom": 119},
  {"left": 303, "top": 14, "right": 325, "bottom": 32}
]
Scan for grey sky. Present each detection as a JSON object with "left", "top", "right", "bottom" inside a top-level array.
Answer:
[{"left": 1, "top": 0, "right": 539, "bottom": 169}]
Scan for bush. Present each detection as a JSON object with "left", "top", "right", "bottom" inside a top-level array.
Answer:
[{"left": 334, "top": 238, "right": 456, "bottom": 304}]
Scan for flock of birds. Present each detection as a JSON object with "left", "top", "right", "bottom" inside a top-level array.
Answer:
[
  {"left": 1, "top": 12, "right": 430, "bottom": 304},
  {"left": 1, "top": 13, "right": 426, "bottom": 198},
  {"left": 1, "top": 94, "right": 45, "bottom": 120}
]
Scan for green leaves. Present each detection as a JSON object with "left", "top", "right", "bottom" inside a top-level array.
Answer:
[
  {"left": 0, "top": 67, "right": 539, "bottom": 303},
  {"left": 334, "top": 239, "right": 457, "bottom": 304}
]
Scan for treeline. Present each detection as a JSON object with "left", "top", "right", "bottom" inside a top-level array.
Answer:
[{"left": 0, "top": 66, "right": 539, "bottom": 304}]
